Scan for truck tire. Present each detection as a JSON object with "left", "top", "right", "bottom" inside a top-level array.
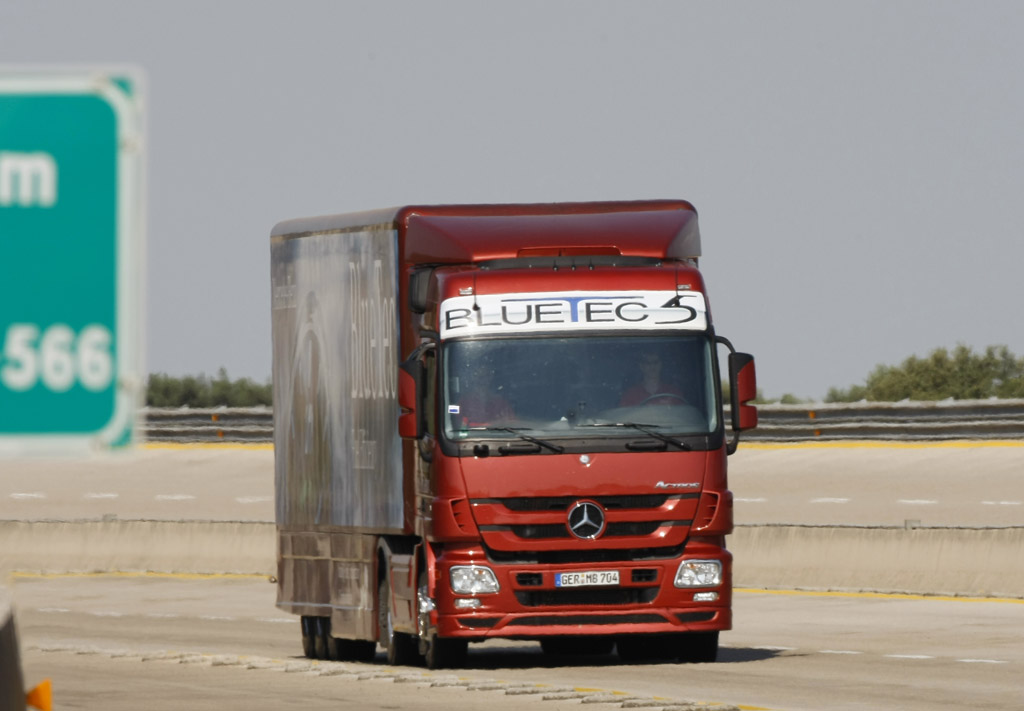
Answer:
[
  {"left": 416, "top": 568, "right": 468, "bottom": 669},
  {"left": 675, "top": 631, "right": 718, "bottom": 663},
  {"left": 378, "top": 572, "right": 418, "bottom": 666},
  {"left": 424, "top": 633, "right": 468, "bottom": 670},
  {"left": 313, "top": 616, "right": 331, "bottom": 660},
  {"left": 300, "top": 616, "right": 316, "bottom": 658}
]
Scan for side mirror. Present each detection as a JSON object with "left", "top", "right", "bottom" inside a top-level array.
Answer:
[
  {"left": 729, "top": 352, "right": 758, "bottom": 432},
  {"left": 398, "top": 360, "right": 424, "bottom": 439}
]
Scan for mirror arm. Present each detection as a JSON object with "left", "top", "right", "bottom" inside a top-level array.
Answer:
[{"left": 716, "top": 336, "right": 741, "bottom": 455}]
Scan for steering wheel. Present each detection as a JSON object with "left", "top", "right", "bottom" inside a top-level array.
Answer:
[{"left": 639, "top": 393, "right": 686, "bottom": 406}]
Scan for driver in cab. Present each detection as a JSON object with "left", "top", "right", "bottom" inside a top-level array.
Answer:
[{"left": 619, "top": 353, "right": 685, "bottom": 406}]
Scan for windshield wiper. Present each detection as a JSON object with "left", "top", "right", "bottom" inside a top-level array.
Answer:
[
  {"left": 579, "top": 422, "right": 692, "bottom": 451},
  {"left": 467, "top": 427, "right": 565, "bottom": 454}
]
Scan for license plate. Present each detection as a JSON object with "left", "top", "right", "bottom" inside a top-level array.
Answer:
[{"left": 555, "top": 570, "right": 620, "bottom": 588}]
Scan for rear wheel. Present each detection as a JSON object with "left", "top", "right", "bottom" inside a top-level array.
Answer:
[
  {"left": 300, "top": 616, "right": 316, "bottom": 658},
  {"left": 313, "top": 616, "right": 330, "bottom": 660},
  {"left": 378, "top": 570, "right": 418, "bottom": 666}
]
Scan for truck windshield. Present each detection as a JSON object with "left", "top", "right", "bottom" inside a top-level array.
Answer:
[{"left": 441, "top": 335, "right": 719, "bottom": 442}]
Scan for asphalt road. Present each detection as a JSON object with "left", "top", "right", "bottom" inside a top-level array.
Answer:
[
  {"left": 10, "top": 574, "right": 1023, "bottom": 711},
  {"left": 2, "top": 442, "right": 1022, "bottom": 526}
]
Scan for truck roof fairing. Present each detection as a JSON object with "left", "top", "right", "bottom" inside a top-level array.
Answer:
[{"left": 271, "top": 200, "right": 701, "bottom": 264}]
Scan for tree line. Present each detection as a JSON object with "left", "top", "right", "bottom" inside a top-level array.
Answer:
[
  {"left": 146, "top": 345, "right": 1024, "bottom": 407},
  {"left": 825, "top": 344, "right": 1024, "bottom": 402},
  {"left": 146, "top": 368, "right": 271, "bottom": 407}
]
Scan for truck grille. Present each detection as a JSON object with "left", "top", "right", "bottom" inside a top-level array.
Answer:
[
  {"left": 504, "top": 520, "right": 665, "bottom": 539},
  {"left": 515, "top": 587, "right": 658, "bottom": 607},
  {"left": 488, "top": 543, "right": 686, "bottom": 565},
  {"left": 493, "top": 494, "right": 673, "bottom": 511},
  {"left": 473, "top": 494, "right": 698, "bottom": 561}
]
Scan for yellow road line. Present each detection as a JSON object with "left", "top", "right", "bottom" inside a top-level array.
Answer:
[
  {"left": 8, "top": 570, "right": 270, "bottom": 582},
  {"left": 736, "top": 587, "right": 1024, "bottom": 604},
  {"left": 142, "top": 442, "right": 272, "bottom": 451}
]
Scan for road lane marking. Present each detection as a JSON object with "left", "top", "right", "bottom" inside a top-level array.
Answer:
[
  {"left": 897, "top": 499, "right": 937, "bottom": 505},
  {"left": 884, "top": 654, "right": 934, "bottom": 659},
  {"left": 810, "top": 497, "right": 850, "bottom": 503},
  {"left": 735, "top": 497, "right": 767, "bottom": 503},
  {"left": 981, "top": 500, "right": 1022, "bottom": 506},
  {"left": 957, "top": 658, "right": 1008, "bottom": 664},
  {"left": 84, "top": 492, "right": 119, "bottom": 499},
  {"left": 820, "top": 650, "right": 862, "bottom": 655},
  {"left": 9, "top": 492, "right": 46, "bottom": 499},
  {"left": 154, "top": 494, "right": 196, "bottom": 501},
  {"left": 235, "top": 496, "right": 272, "bottom": 504},
  {"left": 745, "top": 440, "right": 1024, "bottom": 450},
  {"left": 736, "top": 588, "right": 1024, "bottom": 604}
]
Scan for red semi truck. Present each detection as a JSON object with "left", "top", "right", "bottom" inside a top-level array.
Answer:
[{"left": 270, "top": 200, "right": 757, "bottom": 668}]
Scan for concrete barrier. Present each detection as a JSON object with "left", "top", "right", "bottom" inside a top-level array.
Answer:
[
  {"left": 731, "top": 524, "right": 1024, "bottom": 598},
  {"left": 0, "top": 520, "right": 275, "bottom": 577},
  {"left": 3, "top": 520, "right": 1022, "bottom": 598}
]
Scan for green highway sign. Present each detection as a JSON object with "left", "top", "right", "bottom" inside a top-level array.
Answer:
[{"left": 0, "top": 71, "right": 143, "bottom": 453}]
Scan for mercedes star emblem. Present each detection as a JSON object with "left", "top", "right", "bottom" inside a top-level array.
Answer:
[{"left": 567, "top": 500, "right": 606, "bottom": 539}]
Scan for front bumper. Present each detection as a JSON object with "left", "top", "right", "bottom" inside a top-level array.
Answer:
[{"left": 431, "top": 545, "right": 732, "bottom": 639}]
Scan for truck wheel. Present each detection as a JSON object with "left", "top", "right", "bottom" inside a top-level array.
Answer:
[
  {"left": 313, "top": 616, "right": 331, "bottom": 660},
  {"left": 675, "top": 631, "right": 718, "bottom": 663},
  {"left": 416, "top": 567, "right": 468, "bottom": 669},
  {"left": 424, "top": 633, "right": 468, "bottom": 670},
  {"left": 378, "top": 573, "right": 418, "bottom": 666},
  {"left": 300, "top": 616, "right": 316, "bottom": 658}
]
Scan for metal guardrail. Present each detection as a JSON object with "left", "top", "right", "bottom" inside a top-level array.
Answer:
[
  {"left": 143, "top": 406, "right": 274, "bottom": 443},
  {"left": 143, "top": 399, "right": 1024, "bottom": 443},
  {"left": 743, "top": 399, "right": 1024, "bottom": 442}
]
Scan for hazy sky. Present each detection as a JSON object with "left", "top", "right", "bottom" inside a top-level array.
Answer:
[{"left": 3, "top": 1, "right": 1022, "bottom": 399}]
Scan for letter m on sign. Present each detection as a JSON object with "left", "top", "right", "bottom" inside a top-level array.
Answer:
[{"left": 0, "top": 151, "right": 58, "bottom": 207}]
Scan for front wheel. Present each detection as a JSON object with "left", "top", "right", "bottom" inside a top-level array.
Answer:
[
  {"left": 418, "top": 568, "right": 467, "bottom": 669},
  {"left": 378, "top": 570, "right": 419, "bottom": 666},
  {"left": 423, "top": 634, "right": 468, "bottom": 670},
  {"left": 675, "top": 631, "right": 718, "bottom": 663}
]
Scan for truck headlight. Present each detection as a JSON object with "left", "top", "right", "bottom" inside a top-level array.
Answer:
[
  {"left": 674, "top": 559, "right": 722, "bottom": 588},
  {"left": 449, "top": 565, "right": 500, "bottom": 594}
]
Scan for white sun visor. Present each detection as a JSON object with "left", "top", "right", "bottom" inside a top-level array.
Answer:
[{"left": 440, "top": 291, "right": 708, "bottom": 338}]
